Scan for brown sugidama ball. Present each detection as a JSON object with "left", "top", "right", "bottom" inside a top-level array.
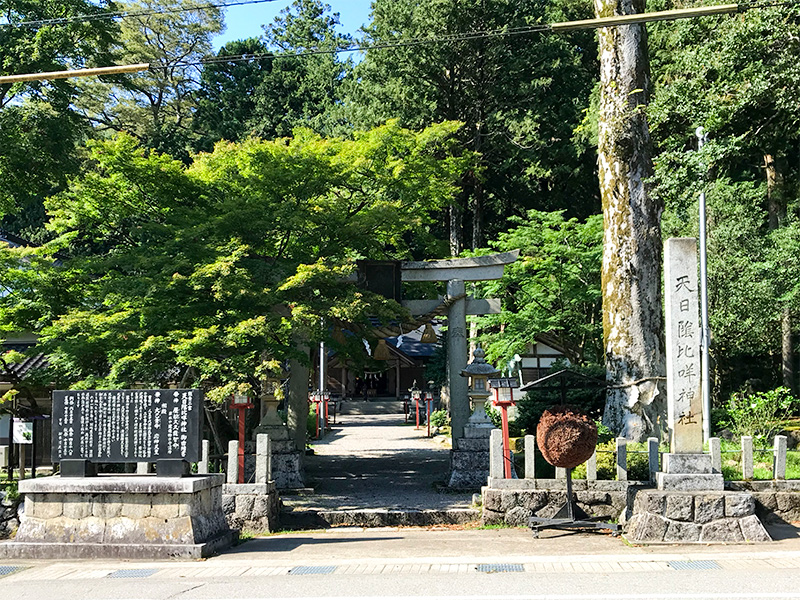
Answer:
[{"left": 536, "top": 406, "right": 598, "bottom": 469}]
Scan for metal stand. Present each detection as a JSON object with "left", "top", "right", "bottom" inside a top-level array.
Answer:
[{"left": 528, "top": 468, "right": 619, "bottom": 537}]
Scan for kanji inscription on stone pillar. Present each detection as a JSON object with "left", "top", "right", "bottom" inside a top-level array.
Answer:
[{"left": 664, "top": 238, "right": 703, "bottom": 453}]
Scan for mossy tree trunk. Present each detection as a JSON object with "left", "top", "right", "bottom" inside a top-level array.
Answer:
[
  {"left": 765, "top": 153, "right": 793, "bottom": 392},
  {"left": 595, "top": 0, "right": 666, "bottom": 441}
]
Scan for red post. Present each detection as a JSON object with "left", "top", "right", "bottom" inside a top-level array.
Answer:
[
  {"left": 415, "top": 394, "right": 420, "bottom": 429},
  {"left": 238, "top": 406, "right": 246, "bottom": 483},
  {"left": 426, "top": 395, "right": 432, "bottom": 437},
  {"left": 323, "top": 393, "right": 330, "bottom": 431},
  {"left": 500, "top": 404, "right": 512, "bottom": 479},
  {"left": 315, "top": 398, "right": 321, "bottom": 439}
]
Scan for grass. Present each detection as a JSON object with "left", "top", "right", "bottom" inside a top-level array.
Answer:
[
  {"left": 472, "top": 522, "right": 524, "bottom": 530},
  {"left": 0, "top": 480, "right": 19, "bottom": 501}
]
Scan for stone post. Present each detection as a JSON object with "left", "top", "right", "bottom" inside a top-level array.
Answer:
[
  {"left": 741, "top": 436, "right": 754, "bottom": 481},
  {"left": 227, "top": 440, "right": 239, "bottom": 485},
  {"left": 256, "top": 434, "right": 271, "bottom": 484},
  {"left": 489, "top": 429, "right": 503, "bottom": 480},
  {"left": 774, "top": 435, "right": 787, "bottom": 480},
  {"left": 709, "top": 437, "right": 721, "bottom": 474},
  {"left": 616, "top": 437, "right": 627, "bottom": 481},
  {"left": 447, "top": 279, "right": 469, "bottom": 444},
  {"left": 587, "top": 450, "right": 597, "bottom": 481},
  {"left": 198, "top": 440, "right": 210, "bottom": 475},
  {"left": 524, "top": 435, "right": 536, "bottom": 480},
  {"left": 665, "top": 238, "right": 703, "bottom": 453},
  {"left": 556, "top": 467, "right": 567, "bottom": 479},
  {"left": 648, "top": 437, "right": 659, "bottom": 482},
  {"left": 136, "top": 462, "right": 149, "bottom": 474},
  {"left": 287, "top": 339, "right": 311, "bottom": 454},
  {"left": 656, "top": 239, "right": 723, "bottom": 491}
]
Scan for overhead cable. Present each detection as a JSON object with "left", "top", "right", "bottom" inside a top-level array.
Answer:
[
  {"left": 1, "top": 0, "right": 797, "bottom": 83},
  {"left": 0, "top": 0, "right": 281, "bottom": 28}
]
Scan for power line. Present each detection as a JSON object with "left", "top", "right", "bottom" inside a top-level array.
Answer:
[
  {"left": 173, "top": 0, "right": 781, "bottom": 69},
  {"left": 0, "top": 0, "right": 281, "bottom": 28},
  {"left": 187, "top": 23, "right": 553, "bottom": 68},
  {"left": 1, "top": 0, "right": 797, "bottom": 84}
]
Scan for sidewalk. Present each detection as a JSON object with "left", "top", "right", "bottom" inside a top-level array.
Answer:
[{"left": 4, "top": 525, "right": 800, "bottom": 581}]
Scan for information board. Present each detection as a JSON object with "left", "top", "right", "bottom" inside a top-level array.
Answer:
[{"left": 52, "top": 389, "right": 203, "bottom": 463}]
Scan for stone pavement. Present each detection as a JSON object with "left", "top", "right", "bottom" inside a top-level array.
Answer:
[{"left": 282, "top": 413, "right": 473, "bottom": 513}]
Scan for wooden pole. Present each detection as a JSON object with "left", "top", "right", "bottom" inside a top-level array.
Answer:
[
  {"left": 550, "top": 4, "right": 739, "bottom": 32},
  {"left": 0, "top": 63, "right": 150, "bottom": 84}
]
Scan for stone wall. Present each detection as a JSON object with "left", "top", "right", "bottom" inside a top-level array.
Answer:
[
  {"left": 623, "top": 488, "right": 770, "bottom": 543},
  {"left": 0, "top": 475, "right": 235, "bottom": 559},
  {"left": 0, "top": 489, "right": 21, "bottom": 539},
  {"left": 727, "top": 481, "right": 800, "bottom": 524},
  {"left": 222, "top": 483, "right": 280, "bottom": 532},
  {"left": 481, "top": 479, "right": 631, "bottom": 526}
]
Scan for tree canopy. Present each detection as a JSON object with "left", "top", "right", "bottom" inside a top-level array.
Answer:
[{"left": 0, "top": 122, "right": 471, "bottom": 399}]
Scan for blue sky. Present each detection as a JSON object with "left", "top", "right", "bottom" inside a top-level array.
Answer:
[{"left": 213, "top": 0, "right": 374, "bottom": 50}]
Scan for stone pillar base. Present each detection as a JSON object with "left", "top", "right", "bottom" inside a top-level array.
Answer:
[
  {"left": 448, "top": 421, "right": 494, "bottom": 489},
  {"left": 624, "top": 488, "right": 771, "bottom": 543},
  {"left": 247, "top": 425, "right": 305, "bottom": 490},
  {"left": 222, "top": 482, "right": 280, "bottom": 532},
  {"left": 0, "top": 475, "right": 235, "bottom": 559},
  {"left": 656, "top": 452, "right": 724, "bottom": 491}
]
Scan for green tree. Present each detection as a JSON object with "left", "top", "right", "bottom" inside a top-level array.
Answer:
[
  {"left": 77, "top": 0, "right": 223, "bottom": 160},
  {"left": 474, "top": 210, "right": 603, "bottom": 369},
  {"left": 0, "top": 0, "right": 117, "bottom": 234},
  {"left": 249, "top": 0, "right": 353, "bottom": 140},
  {"left": 0, "top": 121, "right": 471, "bottom": 399},
  {"left": 351, "top": 0, "right": 599, "bottom": 254},
  {"left": 648, "top": 2, "right": 800, "bottom": 399},
  {"left": 193, "top": 38, "right": 273, "bottom": 152}
]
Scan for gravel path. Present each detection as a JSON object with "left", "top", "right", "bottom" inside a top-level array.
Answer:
[{"left": 283, "top": 414, "right": 473, "bottom": 511}]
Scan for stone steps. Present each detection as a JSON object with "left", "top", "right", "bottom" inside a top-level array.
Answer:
[
  {"left": 278, "top": 508, "right": 480, "bottom": 530},
  {"left": 338, "top": 400, "right": 405, "bottom": 415}
]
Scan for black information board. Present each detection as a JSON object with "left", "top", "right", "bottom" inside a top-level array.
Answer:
[{"left": 52, "top": 389, "right": 203, "bottom": 463}]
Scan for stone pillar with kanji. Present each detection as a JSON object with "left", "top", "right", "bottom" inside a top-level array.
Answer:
[{"left": 656, "top": 238, "right": 722, "bottom": 491}]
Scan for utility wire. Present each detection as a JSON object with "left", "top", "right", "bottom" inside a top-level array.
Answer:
[
  {"left": 184, "top": 23, "right": 553, "bottom": 68},
  {"left": 168, "top": 0, "right": 788, "bottom": 69},
  {"left": 0, "top": 0, "right": 281, "bottom": 28},
  {"left": 2, "top": 0, "right": 798, "bottom": 83}
]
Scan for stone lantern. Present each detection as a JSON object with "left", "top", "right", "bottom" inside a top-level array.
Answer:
[
  {"left": 448, "top": 346, "right": 498, "bottom": 488},
  {"left": 460, "top": 346, "right": 500, "bottom": 415},
  {"left": 254, "top": 375, "right": 285, "bottom": 437}
]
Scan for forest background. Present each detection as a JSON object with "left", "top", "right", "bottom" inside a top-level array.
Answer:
[{"left": 2, "top": 0, "right": 800, "bottom": 434}]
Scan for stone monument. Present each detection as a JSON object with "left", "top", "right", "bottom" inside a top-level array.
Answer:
[
  {"left": 625, "top": 240, "right": 770, "bottom": 543},
  {"left": 252, "top": 377, "right": 304, "bottom": 489},
  {"left": 448, "top": 347, "right": 498, "bottom": 488},
  {"left": 0, "top": 389, "right": 236, "bottom": 558},
  {"left": 657, "top": 238, "right": 721, "bottom": 492}
]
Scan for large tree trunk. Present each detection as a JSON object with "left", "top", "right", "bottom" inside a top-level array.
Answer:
[
  {"left": 287, "top": 338, "right": 311, "bottom": 454},
  {"left": 765, "top": 153, "right": 793, "bottom": 391},
  {"left": 595, "top": 0, "right": 666, "bottom": 441}
]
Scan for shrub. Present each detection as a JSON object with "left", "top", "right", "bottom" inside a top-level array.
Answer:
[
  {"left": 484, "top": 402, "right": 524, "bottom": 436},
  {"left": 307, "top": 405, "right": 318, "bottom": 439},
  {"left": 725, "top": 387, "right": 798, "bottom": 443},
  {"left": 571, "top": 441, "right": 650, "bottom": 480},
  {"left": 430, "top": 409, "right": 450, "bottom": 429}
]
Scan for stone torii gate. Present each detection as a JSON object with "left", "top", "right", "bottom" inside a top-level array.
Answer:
[{"left": 398, "top": 250, "right": 519, "bottom": 449}]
